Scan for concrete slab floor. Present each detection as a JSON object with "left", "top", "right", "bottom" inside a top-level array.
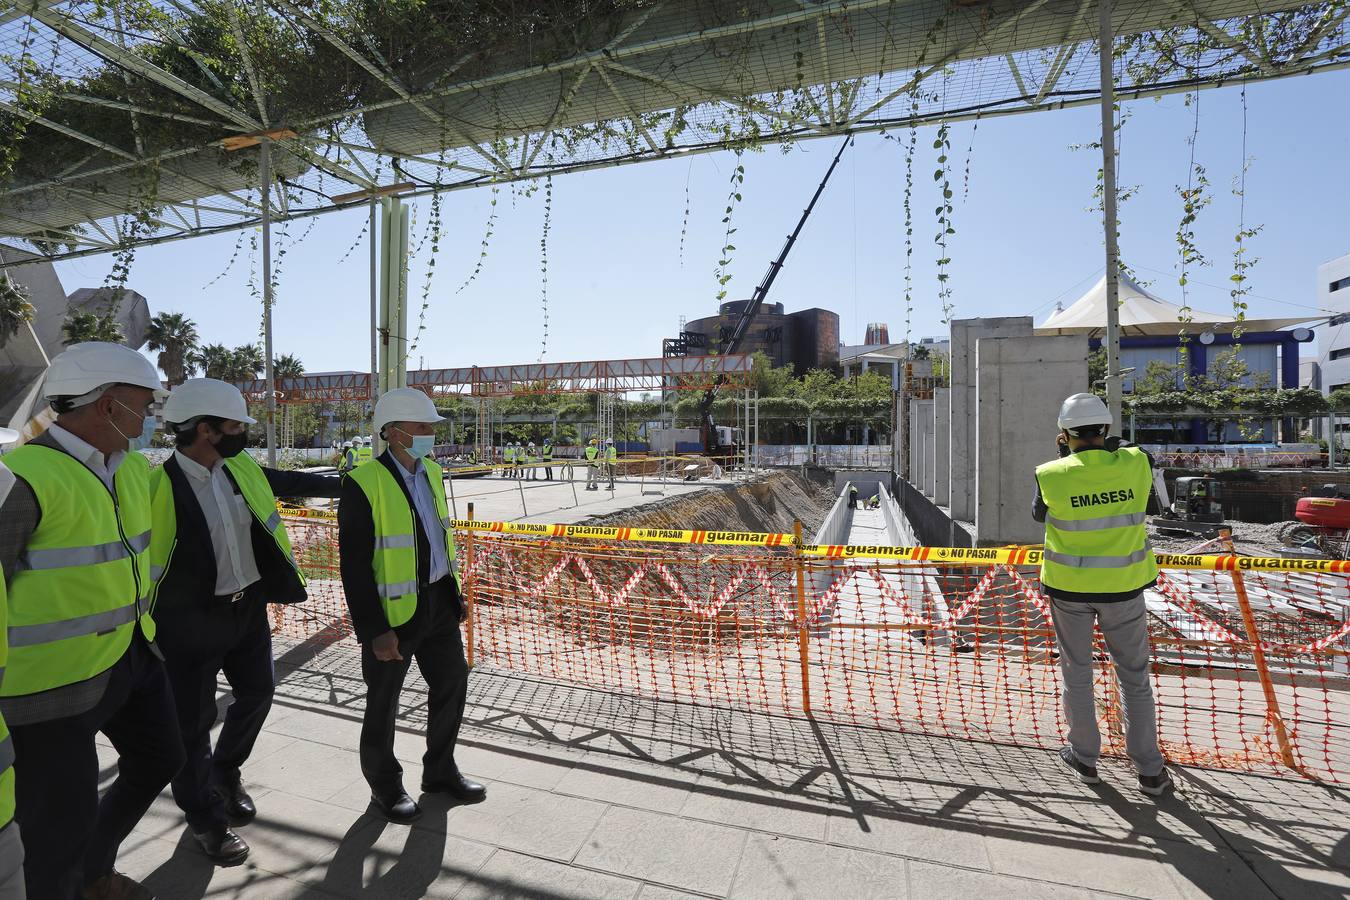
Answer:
[{"left": 100, "top": 647, "right": 1348, "bottom": 899}]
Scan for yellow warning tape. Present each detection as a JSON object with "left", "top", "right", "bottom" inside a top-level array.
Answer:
[{"left": 278, "top": 508, "right": 1350, "bottom": 573}]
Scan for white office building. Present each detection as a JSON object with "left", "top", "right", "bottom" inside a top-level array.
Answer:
[{"left": 1317, "top": 252, "right": 1350, "bottom": 393}]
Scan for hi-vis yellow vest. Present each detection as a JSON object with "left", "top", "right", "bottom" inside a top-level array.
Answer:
[
  {"left": 349, "top": 458, "right": 458, "bottom": 628},
  {"left": 1035, "top": 446, "right": 1159, "bottom": 595},
  {"left": 147, "top": 452, "right": 304, "bottom": 608},
  {"left": 1, "top": 445, "right": 155, "bottom": 697},
  {"left": 355, "top": 445, "right": 373, "bottom": 464},
  {"left": 0, "top": 573, "right": 13, "bottom": 830}
]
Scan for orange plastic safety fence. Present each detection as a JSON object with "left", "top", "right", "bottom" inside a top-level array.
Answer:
[{"left": 271, "top": 517, "right": 1350, "bottom": 784}]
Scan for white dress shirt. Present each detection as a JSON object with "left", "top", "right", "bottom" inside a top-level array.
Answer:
[
  {"left": 174, "top": 451, "right": 261, "bottom": 596},
  {"left": 389, "top": 453, "right": 451, "bottom": 584},
  {"left": 47, "top": 424, "right": 125, "bottom": 491}
]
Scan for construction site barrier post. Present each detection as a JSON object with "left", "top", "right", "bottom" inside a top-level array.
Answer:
[
  {"left": 1222, "top": 531, "right": 1298, "bottom": 771},
  {"left": 794, "top": 519, "right": 811, "bottom": 715},
  {"left": 464, "top": 501, "right": 476, "bottom": 669},
  {"left": 446, "top": 468, "right": 458, "bottom": 520}
]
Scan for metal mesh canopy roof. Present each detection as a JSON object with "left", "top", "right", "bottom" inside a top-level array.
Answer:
[{"left": 0, "top": 0, "right": 1346, "bottom": 261}]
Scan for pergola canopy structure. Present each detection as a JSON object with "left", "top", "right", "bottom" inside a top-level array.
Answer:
[{"left": 0, "top": 0, "right": 1346, "bottom": 260}]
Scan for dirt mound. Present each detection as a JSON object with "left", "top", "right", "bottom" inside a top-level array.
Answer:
[{"left": 585, "top": 472, "right": 835, "bottom": 535}]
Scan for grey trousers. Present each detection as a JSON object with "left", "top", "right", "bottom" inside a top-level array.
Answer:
[
  {"left": 0, "top": 823, "right": 25, "bottom": 899},
  {"left": 1048, "top": 594, "right": 1165, "bottom": 777}
]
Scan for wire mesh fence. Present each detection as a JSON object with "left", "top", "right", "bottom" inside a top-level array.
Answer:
[{"left": 271, "top": 514, "right": 1350, "bottom": 784}]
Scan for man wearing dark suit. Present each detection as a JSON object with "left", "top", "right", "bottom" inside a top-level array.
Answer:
[
  {"left": 151, "top": 378, "right": 342, "bottom": 863},
  {"left": 338, "top": 388, "right": 485, "bottom": 823}
]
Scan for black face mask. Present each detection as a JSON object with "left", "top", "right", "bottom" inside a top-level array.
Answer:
[{"left": 213, "top": 429, "right": 249, "bottom": 458}]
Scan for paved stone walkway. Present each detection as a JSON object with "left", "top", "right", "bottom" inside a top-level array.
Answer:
[{"left": 101, "top": 639, "right": 1350, "bottom": 899}]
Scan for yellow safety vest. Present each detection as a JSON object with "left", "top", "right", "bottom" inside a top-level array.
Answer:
[
  {"left": 542, "top": 444, "right": 553, "bottom": 461},
  {"left": 504, "top": 446, "right": 515, "bottom": 463},
  {"left": 606, "top": 446, "right": 617, "bottom": 462},
  {"left": 1, "top": 445, "right": 155, "bottom": 697},
  {"left": 349, "top": 458, "right": 458, "bottom": 628},
  {"left": 585, "top": 446, "right": 598, "bottom": 464},
  {"left": 355, "top": 446, "right": 373, "bottom": 464},
  {"left": 1036, "top": 447, "right": 1158, "bottom": 595},
  {"left": 0, "top": 520, "right": 14, "bottom": 829},
  {"left": 147, "top": 452, "right": 304, "bottom": 609}
]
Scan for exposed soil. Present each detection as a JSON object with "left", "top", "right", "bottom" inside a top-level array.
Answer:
[{"left": 584, "top": 471, "right": 836, "bottom": 535}]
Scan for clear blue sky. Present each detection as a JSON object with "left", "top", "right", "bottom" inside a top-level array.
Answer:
[{"left": 55, "top": 70, "right": 1350, "bottom": 375}]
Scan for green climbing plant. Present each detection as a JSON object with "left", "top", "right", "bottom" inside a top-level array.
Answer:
[
  {"left": 713, "top": 153, "right": 746, "bottom": 303},
  {"left": 933, "top": 122, "right": 954, "bottom": 323}
]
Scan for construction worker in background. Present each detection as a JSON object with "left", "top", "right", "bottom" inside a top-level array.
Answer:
[
  {"left": 605, "top": 438, "right": 618, "bottom": 491},
  {"left": 355, "top": 437, "right": 373, "bottom": 465},
  {"left": 1032, "top": 392, "right": 1172, "bottom": 797},
  {"left": 0, "top": 342, "right": 186, "bottom": 900},
  {"left": 515, "top": 442, "right": 526, "bottom": 479},
  {"left": 340, "top": 440, "right": 357, "bottom": 473},
  {"left": 848, "top": 485, "right": 858, "bottom": 509},
  {"left": 151, "top": 379, "right": 342, "bottom": 864},
  {"left": 338, "top": 389, "right": 484, "bottom": 824},
  {"left": 541, "top": 439, "right": 553, "bottom": 481},
  {"left": 0, "top": 428, "right": 25, "bottom": 900},
  {"left": 584, "top": 438, "right": 599, "bottom": 491}
]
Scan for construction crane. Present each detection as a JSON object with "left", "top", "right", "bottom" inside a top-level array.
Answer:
[{"left": 699, "top": 134, "right": 852, "bottom": 455}]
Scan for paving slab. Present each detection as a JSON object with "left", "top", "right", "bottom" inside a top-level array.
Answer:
[
  {"left": 455, "top": 850, "right": 643, "bottom": 900},
  {"left": 908, "top": 861, "right": 1092, "bottom": 900},
  {"left": 572, "top": 805, "right": 748, "bottom": 896},
  {"left": 728, "top": 833, "right": 910, "bottom": 900}
]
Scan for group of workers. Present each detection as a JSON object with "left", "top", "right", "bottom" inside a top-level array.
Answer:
[
  {"left": 846, "top": 485, "right": 879, "bottom": 509},
  {"left": 0, "top": 343, "right": 483, "bottom": 899},
  {"left": 583, "top": 437, "right": 618, "bottom": 491},
  {"left": 500, "top": 440, "right": 553, "bottom": 479}
]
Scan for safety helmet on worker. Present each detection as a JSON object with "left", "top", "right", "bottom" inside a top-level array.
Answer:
[
  {"left": 1057, "top": 393, "right": 1112, "bottom": 435},
  {"left": 372, "top": 388, "right": 444, "bottom": 437},
  {"left": 161, "top": 378, "right": 256, "bottom": 431},
  {"left": 343, "top": 440, "right": 353, "bottom": 448},
  {"left": 0, "top": 426, "right": 16, "bottom": 445},
  {"left": 43, "top": 341, "right": 166, "bottom": 410}
]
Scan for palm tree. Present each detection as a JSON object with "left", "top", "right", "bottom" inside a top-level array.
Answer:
[
  {"left": 61, "top": 310, "right": 124, "bottom": 345},
  {"left": 190, "top": 343, "right": 234, "bottom": 379},
  {"left": 0, "top": 273, "right": 34, "bottom": 348},
  {"left": 145, "top": 312, "right": 200, "bottom": 387},
  {"left": 273, "top": 353, "right": 305, "bottom": 381},
  {"left": 229, "top": 344, "right": 265, "bottom": 381}
]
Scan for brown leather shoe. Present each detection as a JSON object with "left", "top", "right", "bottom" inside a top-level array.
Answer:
[{"left": 82, "top": 871, "right": 155, "bottom": 900}]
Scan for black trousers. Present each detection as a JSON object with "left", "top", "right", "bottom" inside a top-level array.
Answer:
[
  {"left": 10, "top": 636, "right": 186, "bottom": 899},
  {"left": 359, "top": 592, "right": 468, "bottom": 797},
  {"left": 165, "top": 593, "right": 275, "bottom": 831}
]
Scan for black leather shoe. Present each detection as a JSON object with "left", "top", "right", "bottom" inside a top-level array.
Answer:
[
  {"left": 214, "top": 780, "right": 256, "bottom": 826},
  {"left": 193, "top": 825, "right": 250, "bottom": 865},
  {"left": 370, "top": 791, "right": 422, "bottom": 823},
  {"left": 422, "top": 772, "right": 487, "bottom": 803}
]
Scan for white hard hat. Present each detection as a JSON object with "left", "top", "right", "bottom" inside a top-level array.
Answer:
[
  {"left": 161, "top": 378, "right": 256, "bottom": 428},
  {"left": 373, "top": 388, "right": 443, "bottom": 434},
  {"left": 43, "top": 342, "right": 166, "bottom": 406},
  {"left": 0, "top": 426, "right": 17, "bottom": 445},
  {"left": 1057, "top": 392, "right": 1112, "bottom": 431},
  {"left": 343, "top": 440, "right": 353, "bottom": 448}
]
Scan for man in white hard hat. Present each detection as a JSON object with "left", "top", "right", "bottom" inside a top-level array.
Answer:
[
  {"left": 339, "top": 440, "right": 357, "bottom": 473},
  {"left": 0, "top": 342, "right": 185, "bottom": 900},
  {"left": 605, "top": 438, "right": 618, "bottom": 491},
  {"left": 1033, "top": 392, "right": 1172, "bottom": 797},
  {"left": 150, "top": 379, "right": 341, "bottom": 864},
  {"left": 0, "top": 426, "right": 25, "bottom": 899},
  {"left": 338, "top": 388, "right": 483, "bottom": 823}
]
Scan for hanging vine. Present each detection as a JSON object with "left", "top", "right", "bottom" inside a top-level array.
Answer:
[
  {"left": 933, "top": 122, "right": 954, "bottom": 323},
  {"left": 409, "top": 148, "right": 448, "bottom": 356},
  {"left": 961, "top": 120, "right": 978, "bottom": 202},
  {"left": 904, "top": 120, "right": 916, "bottom": 344},
  {"left": 203, "top": 231, "right": 246, "bottom": 289},
  {"left": 713, "top": 152, "right": 746, "bottom": 303},
  {"left": 1229, "top": 87, "right": 1260, "bottom": 341},
  {"left": 538, "top": 175, "right": 552, "bottom": 361},
  {"left": 455, "top": 183, "right": 500, "bottom": 295},
  {"left": 678, "top": 159, "right": 692, "bottom": 268},
  {"left": 1174, "top": 91, "right": 1210, "bottom": 373}
]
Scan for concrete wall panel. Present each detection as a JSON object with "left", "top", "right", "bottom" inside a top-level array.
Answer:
[
  {"left": 933, "top": 388, "right": 950, "bottom": 506},
  {"left": 974, "top": 335, "right": 1086, "bottom": 546}
]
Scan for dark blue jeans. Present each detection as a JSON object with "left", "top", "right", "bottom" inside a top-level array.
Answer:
[
  {"left": 166, "top": 593, "right": 275, "bottom": 831},
  {"left": 10, "top": 636, "right": 185, "bottom": 899}
]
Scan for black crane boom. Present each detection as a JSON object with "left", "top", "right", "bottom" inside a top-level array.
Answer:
[{"left": 700, "top": 134, "right": 852, "bottom": 455}]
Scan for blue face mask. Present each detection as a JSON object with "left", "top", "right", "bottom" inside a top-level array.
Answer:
[
  {"left": 407, "top": 434, "right": 435, "bottom": 458},
  {"left": 113, "top": 399, "right": 157, "bottom": 452}
]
